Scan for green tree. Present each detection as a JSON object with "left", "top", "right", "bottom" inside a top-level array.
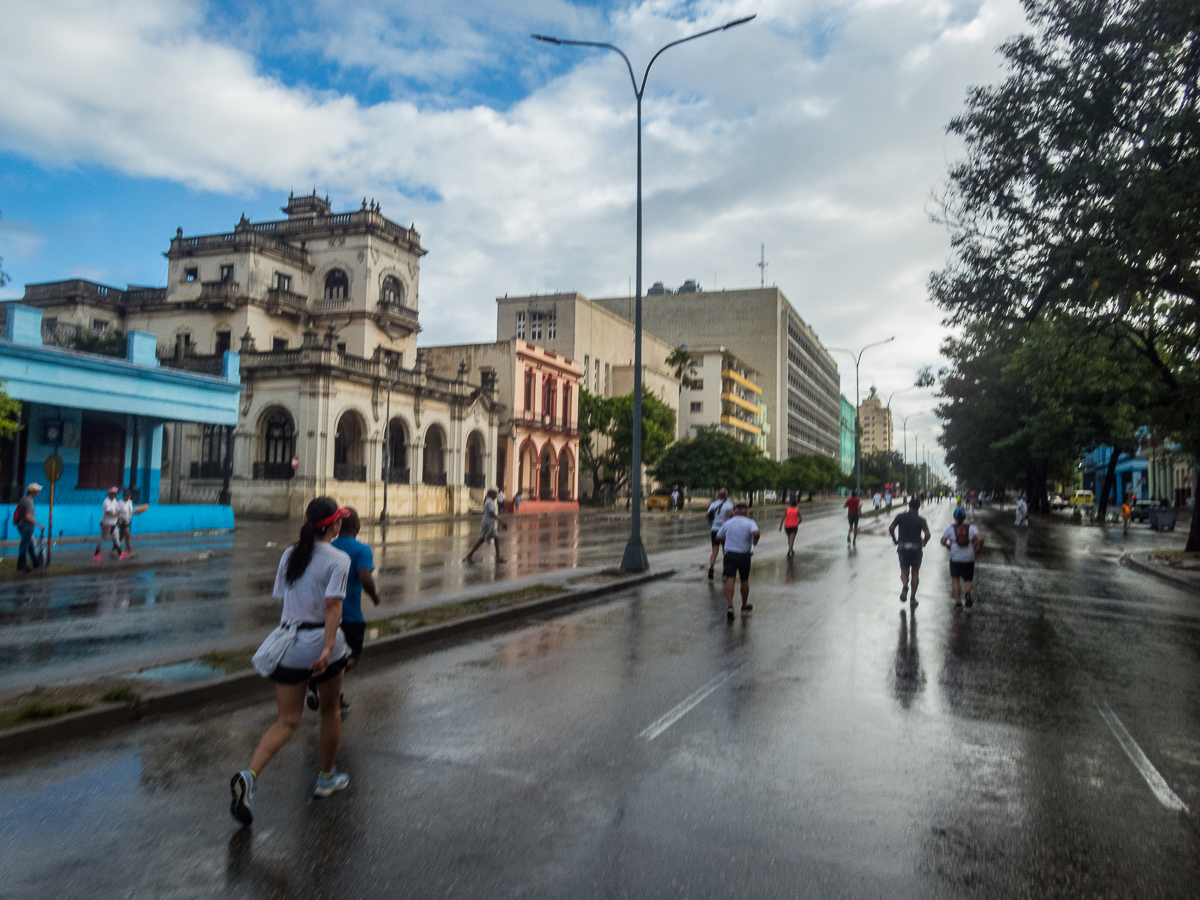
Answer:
[
  {"left": 0, "top": 383, "right": 19, "bottom": 442},
  {"left": 777, "top": 454, "right": 843, "bottom": 496},
  {"left": 577, "top": 389, "right": 612, "bottom": 500},
  {"left": 651, "top": 427, "right": 774, "bottom": 493},
  {"left": 932, "top": 0, "right": 1200, "bottom": 544},
  {"left": 666, "top": 346, "right": 699, "bottom": 389},
  {"left": 604, "top": 388, "right": 677, "bottom": 492}
]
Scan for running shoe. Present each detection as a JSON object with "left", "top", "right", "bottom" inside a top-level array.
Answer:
[
  {"left": 313, "top": 768, "right": 349, "bottom": 798},
  {"left": 93, "top": 552, "right": 102, "bottom": 562},
  {"left": 230, "top": 770, "right": 255, "bottom": 826},
  {"left": 900, "top": 585, "right": 908, "bottom": 602},
  {"left": 964, "top": 591, "right": 974, "bottom": 608},
  {"left": 708, "top": 567, "right": 714, "bottom": 580},
  {"left": 741, "top": 604, "right": 753, "bottom": 614},
  {"left": 954, "top": 601, "right": 963, "bottom": 610},
  {"left": 339, "top": 695, "right": 351, "bottom": 720},
  {"left": 119, "top": 552, "right": 129, "bottom": 560},
  {"left": 786, "top": 550, "right": 794, "bottom": 559},
  {"left": 910, "top": 598, "right": 918, "bottom": 610},
  {"left": 306, "top": 685, "right": 319, "bottom": 711},
  {"left": 726, "top": 606, "right": 734, "bottom": 621}
]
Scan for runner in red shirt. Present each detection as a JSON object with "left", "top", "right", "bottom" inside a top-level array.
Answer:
[
  {"left": 844, "top": 491, "right": 862, "bottom": 544},
  {"left": 778, "top": 498, "right": 802, "bottom": 559}
]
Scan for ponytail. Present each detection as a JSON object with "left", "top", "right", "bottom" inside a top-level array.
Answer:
[{"left": 285, "top": 496, "right": 339, "bottom": 585}]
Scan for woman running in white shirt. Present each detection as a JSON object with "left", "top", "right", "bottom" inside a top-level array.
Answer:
[{"left": 231, "top": 497, "right": 353, "bottom": 826}]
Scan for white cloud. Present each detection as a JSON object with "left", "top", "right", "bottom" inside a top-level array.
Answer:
[{"left": 0, "top": 0, "right": 1028, "bottom": 435}]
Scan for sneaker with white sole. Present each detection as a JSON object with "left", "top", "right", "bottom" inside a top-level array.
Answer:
[
  {"left": 313, "top": 768, "right": 349, "bottom": 798},
  {"left": 230, "top": 770, "right": 255, "bottom": 826},
  {"left": 900, "top": 585, "right": 908, "bottom": 602},
  {"left": 306, "top": 685, "right": 319, "bottom": 711}
]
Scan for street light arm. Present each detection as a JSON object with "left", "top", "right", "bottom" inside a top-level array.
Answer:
[
  {"left": 532, "top": 35, "right": 639, "bottom": 95},
  {"left": 639, "top": 15, "right": 756, "bottom": 96}
]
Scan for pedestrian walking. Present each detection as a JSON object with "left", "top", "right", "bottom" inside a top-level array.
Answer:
[
  {"left": 779, "top": 498, "right": 801, "bottom": 559},
  {"left": 889, "top": 498, "right": 930, "bottom": 608},
  {"left": 706, "top": 488, "right": 734, "bottom": 580},
  {"left": 117, "top": 489, "right": 143, "bottom": 558},
  {"left": 513, "top": 491, "right": 521, "bottom": 514},
  {"left": 13, "top": 483, "right": 43, "bottom": 573},
  {"left": 873, "top": 490, "right": 882, "bottom": 511},
  {"left": 94, "top": 486, "right": 123, "bottom": 561},
  {"left": 464, "top": 489, "right": 505, "bottom": 564},
  {"left": 307, "top": 507, "right": 379, "bottom": 721},
  {"left": 884, "top": 490, "right": 893, "bottom": 513},
  {"left": 940, "top": 508, "right": 983, "bottom": 610},
  {"left": 230, "top": 497, "right": 353, "bottom": 826},
  {"left": 497, "top": 487, "right": 506, "bottom": 513},
  {"left": 716, "top": 502, "right": 759, "bottom": 619},
  {"left": 1121, "top": 495, "right": 1133, "bottom": 535},
  {"left": 844, "top": 490, "right": 862, "bottom": 544},
  {"left": 671, "top": 487, "right": 681, "bottom": 511},
  {"left": 1015, "top": 495, "right": 1029, "bottom": 528}
]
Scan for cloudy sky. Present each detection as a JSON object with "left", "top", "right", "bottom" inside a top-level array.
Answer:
[{"left": 0, "top": 0, "right": 1030, "bottom": 463}]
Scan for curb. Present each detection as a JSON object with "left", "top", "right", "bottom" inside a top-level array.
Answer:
[
  {"left": 0, "top": 568, "right": 675, "bottom": 757},
  {"left": 1121, "top": 553, "right": 1200, "bottom": 593},
  {"left": 0, "top": 548, "right": 234, "bottom": 584}
]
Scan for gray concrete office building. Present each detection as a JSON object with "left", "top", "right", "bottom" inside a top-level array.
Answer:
[{"left": 592, "top": 287, "right": 841, "bottom": 461}]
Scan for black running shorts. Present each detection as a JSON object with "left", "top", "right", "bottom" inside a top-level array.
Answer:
[
  {"left": 722, "top": 551, "right": 752, "bottom": 581},
  {"left": 269, "top": 655, "right": 348, "bottom": 685},
  {"left": 711, "top": 531, "right": 722, "bottom": 547},
  {"left": 847, "top": 514, "right": 860, "bottom": 525},
  {"left": 897, "top": 549, "right": 922, "bottom": 571},
  {"left": 949, "top": 560, "right": 975, "bottom": 581},
  {"left": 341, "top": 621, "right": 366, "bottom": 657},
  {"left": 784, "top": 527, "right": 798, "bottom": 536}
]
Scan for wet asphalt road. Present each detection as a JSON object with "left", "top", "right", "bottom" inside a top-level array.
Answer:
[
  {"left": 0, "top": 506, "right": 733, "bottom": 690},
  {"left": 2, "top": 504, "right": 1199, "bottom": 899}
]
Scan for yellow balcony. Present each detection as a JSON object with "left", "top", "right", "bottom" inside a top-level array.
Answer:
[
  {"left": 721, "top": 369, "right": 761, "bottom": 394},
  {"left": 721, "top": 415, "right": 762, "bottom": 435},
  {"left": 721, "top": 391, "right": 761, "bottom": 414}
]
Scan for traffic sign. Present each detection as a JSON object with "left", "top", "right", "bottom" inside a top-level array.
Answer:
[{"left": 43, "top": 453, "right": 63, "bottom": 485}]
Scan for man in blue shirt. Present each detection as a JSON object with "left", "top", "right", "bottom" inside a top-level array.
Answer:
[{"left": 308, "top": 507, "right": 379, "bottom": 718}]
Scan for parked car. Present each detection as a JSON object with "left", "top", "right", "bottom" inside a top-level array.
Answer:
[
  {"left": 646, "top": 492, "right": 672, "bottom": 510},
  {"left": 1070, "top": 490, "right": 1095, "bottom": 507},
  {"left": 1129, "top": 499, "right": 1154, "bottom": 523},
  {"left": 1050, "top": 494, "right": 1069, "bottom": 510}
]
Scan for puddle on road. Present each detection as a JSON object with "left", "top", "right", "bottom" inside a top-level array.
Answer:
[{"left": 127, "top": 661, "right": 226, "bottom": 684}]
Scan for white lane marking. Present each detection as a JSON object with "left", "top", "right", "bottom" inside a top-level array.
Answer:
[
  {"left": 639, "top": 667, "right": 741, "bottom": 742},
  {"left": 1096, "top": 700, "right": 1189, "bottom": 813}
]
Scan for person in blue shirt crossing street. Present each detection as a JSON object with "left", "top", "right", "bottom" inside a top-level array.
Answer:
[{"left": 308, "top": 508, "right": 379, "bottom": 718}]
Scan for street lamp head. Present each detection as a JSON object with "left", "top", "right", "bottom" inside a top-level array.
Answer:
[
  {"left": 531, "top": 34, "right": 562, "bottom": 44},
  {"left": 723, "top": 14, "right": 757, "bottom": 29}
]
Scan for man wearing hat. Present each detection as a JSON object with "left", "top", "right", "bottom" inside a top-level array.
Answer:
[
  {"left": 15, "top": 483, "right": 44, "bottom": 573},
  {"left": 95, "top": 486, "right": 123, "bottom": 561}
]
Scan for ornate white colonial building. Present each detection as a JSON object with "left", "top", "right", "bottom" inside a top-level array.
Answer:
[{"left": 20, "top": 193, "right": 499, "bottom": 518}]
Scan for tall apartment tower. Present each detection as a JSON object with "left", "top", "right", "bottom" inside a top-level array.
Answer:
[
  {"left": 857, "top": 386, "right": 893, "bottom": 455},
  {"left": 591, "top": 286, "right": 841, "bottom": 461}
]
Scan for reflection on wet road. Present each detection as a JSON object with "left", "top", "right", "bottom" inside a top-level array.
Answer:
[{"left": 2, "top": 503, "right": 1198, "bottom": 898}]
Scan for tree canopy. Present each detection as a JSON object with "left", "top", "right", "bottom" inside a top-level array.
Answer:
[
  {"left": 578, "top": 387, "right": 676, "bottom": 495},
  {"left": 651, "top": 427, "right": 773, "bottom": 493}
]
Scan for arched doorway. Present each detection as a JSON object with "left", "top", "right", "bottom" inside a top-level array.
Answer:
[
  {"left": 257, "top": 408, "right": 295, "bottom": 480},
  {"left": 557, "top": 447, "right": 573, "bottom": 500},
  {"left": 465, "top": 431, "right": 485, "bottom": 488},
  {"left": 518, "top": 440, "right": 537, "bottom": 499},
  {"left": 384, "top": 417, "right": 408, "bottom": 483},
  {"left": 539, "top": 444, "right": 555, "bottom": 501},
  {"left": 422, "top": 425, "right": 446, "bottom": 485},
  {"left": 334, "top": 411, "right": 366, "bottom": 481}
]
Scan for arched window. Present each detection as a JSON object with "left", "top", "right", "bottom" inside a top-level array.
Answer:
[
  {"left": 465, "top": 431, "right": 486, "bottom": 488},
  {"left": 258, "top": 409, "right": 295, "bottom": 480},
  {"left": 422, "top": 426, "right": 446, "bottom": 485},
  {"left": 381, "top": 276, "right": 404, "bottom": 308},
  {"left": 334, "top": 411, "right": 365, "bottom": 481},
  {"left": 384, "top": 418, "right": 408, "bottom": 483},
  {"left": 324, "top": 269, "right": 348, "bottom": 300},
  {"left": 539, "top": 444, "right": 555, "bottom": 501},
  {"left": 557, "top": 447, "right": 573, "bottom": 500}
]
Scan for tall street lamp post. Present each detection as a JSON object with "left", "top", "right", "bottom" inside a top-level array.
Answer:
[
  {"left": 533, "top": 15, "right": 755, "bottom": 572},
  {"left": 829, "top": 337, "right": 895, "bottom": 495}
]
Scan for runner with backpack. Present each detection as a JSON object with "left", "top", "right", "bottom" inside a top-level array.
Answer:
[{"left": 940, "top": 508, "right": 983, "bottom": 609}]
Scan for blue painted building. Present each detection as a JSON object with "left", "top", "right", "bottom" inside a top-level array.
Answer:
[
  {"left": 0, "top": 304, "right": 243, "bottom": 538},
  {"left": 1081, "top": 444, "right": 1150, "bottom": 504}
]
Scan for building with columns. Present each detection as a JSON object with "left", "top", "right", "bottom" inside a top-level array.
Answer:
[
  {"left": 421, "top": 339, "right": 581, "bottom": 512},
  {"left": 17, "top": 194, "right": 499, "bottom": 519}
]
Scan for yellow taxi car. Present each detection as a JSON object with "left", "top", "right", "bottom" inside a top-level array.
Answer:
[
  {"left": 1070, "top": 490, "right": 1094, "bottom": 506},
  {"left": 647, "top": 493, "right": 672, "bottom": 510}
]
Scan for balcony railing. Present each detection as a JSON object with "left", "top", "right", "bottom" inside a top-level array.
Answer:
[
  {"left": 334, "top": 463, "right": 367, "bottom": 482},
  {"left": 160, "top": 353, "right": 224, "bottom": 375},
  {"left": 265, "top": 287, "right": 308, "bottom": 310},
  {"left": 253, "top": 462, "right": 295, "bottom": 480},
  {"left": 312, "top": 297, "right": 350, "bottom": 313},
  {"left": 382, "top": 467, "right": 410, "bottom": 485},
  {"left": 200, "top": 280, "right": 241, "bottom": 299},
  {"left": 423, "top": 471, "right": 448, "bottom": 486},
  {"left": 376, "top": 301, "right": 419, "bottom": 330}
]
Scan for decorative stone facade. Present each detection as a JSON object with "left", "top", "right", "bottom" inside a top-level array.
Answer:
[{"left": 19, "top": 194, "right": 499, "bottom": 519}]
